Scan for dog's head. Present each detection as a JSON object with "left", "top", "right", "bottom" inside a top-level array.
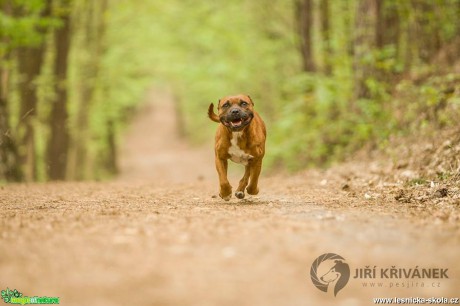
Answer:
[{"left": 217, "top": 94, "right": 254, "bottom": 132}]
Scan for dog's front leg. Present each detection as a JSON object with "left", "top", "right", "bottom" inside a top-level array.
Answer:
[
  {"left": 247, "top": 158, "right": 262, "bottom": 195},
  {"left": 215, "top": 156, "right": 232, "bottom": 201},
  {"left": 235, "top": 165, "right": 250, "bottom": 199}
]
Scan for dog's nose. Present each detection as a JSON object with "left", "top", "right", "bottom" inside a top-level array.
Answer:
[{"left": 231, "top": 109, "right": 239, "bottom": 115}]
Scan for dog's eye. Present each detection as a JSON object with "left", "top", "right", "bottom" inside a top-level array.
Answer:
[
  {"left": 240, "top": 101, "right": 248, "bottom": 107},
  {"left": 222, "top": 102, "right": 230, "bottom": 108}
]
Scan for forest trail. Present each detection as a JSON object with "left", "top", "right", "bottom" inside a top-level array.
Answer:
[
  {"left": 1, "top": 90, "right": 459, "bottom": 306},
  {"left": 118, "top": 89, "right": 215, "bottom": 183}
]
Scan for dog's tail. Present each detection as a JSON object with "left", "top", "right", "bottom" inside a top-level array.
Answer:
[{"left": 208, "top": 103, "right": 220, "bottom": 123}]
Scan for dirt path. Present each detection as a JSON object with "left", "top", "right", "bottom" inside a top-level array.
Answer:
[
  {"left": 1, "top": 90, "right": 459, "bottom": 306},
  {"left": 118, "top": 89, "right": 215, "bottom": 183}
]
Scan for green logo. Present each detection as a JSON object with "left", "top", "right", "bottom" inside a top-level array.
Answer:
[{"left": 1, "top": 288, "right": 59, "bottom": 305}]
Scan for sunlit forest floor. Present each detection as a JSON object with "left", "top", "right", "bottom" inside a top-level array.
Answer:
[{"left": 1, "top": 90, "right": 459, "bottom": 305}]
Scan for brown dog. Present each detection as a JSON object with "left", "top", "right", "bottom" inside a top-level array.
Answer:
[{"left": 208, "top": 94, "right": 266, "bottom": 201}]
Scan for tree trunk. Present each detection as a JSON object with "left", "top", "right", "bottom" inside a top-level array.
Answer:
[
  {"left": 375, "top": 0, "right": 384, "bottom": 49},
  {"left": 412, "top": 0, "right": 442, "bottom": 63},
  {"left": 0, "top": 3, "right": 22, "bottom": 182},
  {"left": 70, "top": 0, "right": 108, "bottom": 180},
  {"left": 296, "top": 0, "right": 316, "bottom": 72},
  {"left": 16, "top": 1, "right": 51, "bottom": 181},
  {"left": 353, "top": 0, "right": 378, "bottom": 101},
  {"left": 320, "top": 0, "right": 332, "bottom": 75},
  {"left": 376, "top": 0, "right": 400, "bottom": 49},
  {"left": 105, "top": 119, "right": 118, "bottom": 174},
  {"left": 47, "top": 1, "right": 72, "bottom": 180},
  {"left": 17, "top": 48, "right": 42, "bottom": 181},
  {"left": 375, "top": 0, "right": 401, "bottom": 83},
  {"left": 0, "top": 67, "right": 23, "bottom": 182}
]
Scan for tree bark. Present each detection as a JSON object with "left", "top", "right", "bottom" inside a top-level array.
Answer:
[
  {"left": 0, "top": 67, "right": 23, "bottom": 182},
  {"left": 71, "top": 0, "right": 108, "bottom": 180},
  {"left": 375, "top": 0, "right": 402, "bottom": 82},
  {"left": 16, "top": 48, "right": 42, "bottom": 181},
  {"left": 47, "top": 1, "right": 72, "bottom": 180},
  {"left": 16, "top": 0, "right": 52, "bottom": 181},
  {"left": 105, "top": 119, "right": 118, "bottom": 174},
  {"left": 353, "top": 0, "right": 378, "bottom": 101},
  {"left": 0, "top": 3, "right": 22, "bottom": 181},
  {"left": 412, "top": 0, "right": 442, "bottom": 63},
  {"left": 320, "top": 0, "right": 332, "bottom": 75},
  {"left": 376, "top": 0, "right": 400, "bottom": 49},
  {"left": 296, "top": 0, "right": 316, "bottom": 72}
]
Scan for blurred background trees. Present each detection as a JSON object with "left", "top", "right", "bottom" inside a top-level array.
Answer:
[{"left": 0, "top": 0, "right": 459, "bottom": 182}]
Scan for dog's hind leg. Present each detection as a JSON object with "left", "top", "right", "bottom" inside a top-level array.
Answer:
[{"left": 235, "top": 166, "right": 250, "bottom": 199}]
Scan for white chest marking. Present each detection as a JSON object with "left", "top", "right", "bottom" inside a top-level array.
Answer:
[{"left": 228, "top": 132, "right": 253, "bottom": 166}]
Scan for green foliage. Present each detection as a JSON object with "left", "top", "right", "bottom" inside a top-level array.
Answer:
[
  {"left": 0, "top": 1, "right": 59, "bottom": 55},
  {"left": 391, "top": 73, "right": 460, "bottom": 134},
  {"left": 1, "top": 0, "right": 459, "bottom": 181},
  {"left": 93, "top": 0, "right": 458, "bottom": 175},
  {"left": 100, "top": 0, "right": 299, "bottom": 143}
]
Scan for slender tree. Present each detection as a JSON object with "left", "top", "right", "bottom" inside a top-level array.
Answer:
[
  {"left": 320, "top": 0, "right": 332, "bottom": 75},
  {"left": 375, "top": 0, "right": 402, "bottom": 84},
  {"left": 0, "top": 66, "right": 22, "bottom": 181},
  {"left": 353, "top": 0, "right": 378, "bottom": 101},
  {"left": 0, "top": 3, "right": 22, "bottom": 181},
  {"left": 295, "top": 0, "right": 315, "bottom": 72},
  {"left": 16, "top": 0, "right": 52, "bottom": 181},
  {"left": 412, "top": 0, "right": 442, "bottom": 63},
  {"left": 47, "top": 0, "right": 72, "bottom": 180},
  {"left": 376, "top": 0, "right": 400, "bottom": 50},
  {"left": 69, "top": 0, "right": 108, "bottom": 180}
]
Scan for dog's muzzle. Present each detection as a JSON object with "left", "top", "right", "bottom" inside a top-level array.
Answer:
[{"left": 221, "top": 108, "right": 253, "bottom": 131}]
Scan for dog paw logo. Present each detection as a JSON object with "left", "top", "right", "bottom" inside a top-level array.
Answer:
[{"left": 310, "top": 253, "right": 350, "bottom": 297}]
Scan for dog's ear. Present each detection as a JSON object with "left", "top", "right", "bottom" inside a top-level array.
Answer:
[{"left": 247, "top": 95, "right": 254, "bottom": 106}]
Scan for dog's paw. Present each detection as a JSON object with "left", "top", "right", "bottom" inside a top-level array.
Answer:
[
  {"left": 220, "top": 193, "right": 232, "bottom": 201},
  {"left": 235, "top": 191, "right": 245, "bottom": 199},
  {"left": 219, "top": 184, "right": 232, "bottom": 201}
]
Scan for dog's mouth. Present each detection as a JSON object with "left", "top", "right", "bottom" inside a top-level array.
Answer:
[{"left": 222, "top": 116, "right": 252, "bottom": 130}]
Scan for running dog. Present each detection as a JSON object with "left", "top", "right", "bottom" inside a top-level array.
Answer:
[{"left": 208, "top": 94, "right": 266, "bottom": 201}]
